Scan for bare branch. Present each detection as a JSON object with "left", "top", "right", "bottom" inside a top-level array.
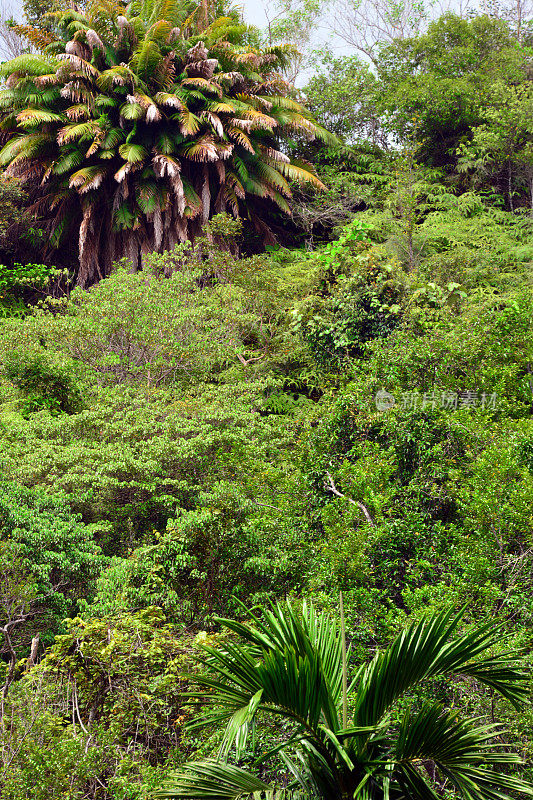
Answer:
[
  {"left": 324, "top": 470, "right": 375, "bottom": 526},
  {"left": 0, "top": 1, "right": 29, "bottom": 59}
]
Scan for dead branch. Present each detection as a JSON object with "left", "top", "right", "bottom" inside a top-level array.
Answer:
[{"left": 324, "top": 471, "right": 375, "bottom": 526}]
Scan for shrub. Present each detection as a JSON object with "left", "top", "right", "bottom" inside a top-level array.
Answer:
[{"left": 4, "top": 351, "right": 82, "bottom": 415}]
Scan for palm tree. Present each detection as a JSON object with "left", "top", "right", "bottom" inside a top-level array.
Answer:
[
  {"left": 154, "top": 602, "right": 533, "bottom": 800},
  {"left": 0, "top": 0, "right": 334, "bottom": 286}
]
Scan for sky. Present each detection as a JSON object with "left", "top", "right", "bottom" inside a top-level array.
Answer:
[{"left": 241, "top": 0, "right": 270, "bottom": 26}]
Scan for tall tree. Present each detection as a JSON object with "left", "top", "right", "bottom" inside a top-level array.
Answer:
[
  {"left": 377, "top": 14, "right": 532, "bottom": 168},
  {"left": 0, "top": 0, "right": 334, "bottom": 285}
]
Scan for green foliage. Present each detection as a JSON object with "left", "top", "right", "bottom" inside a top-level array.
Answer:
[
  {"left": 85, "top": 481, "right": 310, "bottom": 623},
  {"left": 4, "top": 350, "right": 82, "bottom": 415},
  {"left": 378, "top": 15, "right": 533, "bottom": 194},
  {"left": 155, "top": 602, "right": 532, "bottom": 800},
  {"left": 0, "top": 0, "right": 332, "bottom": 284},
  {"left": 1, "top": 609, "right": 192, "bottom": 800},
  {"left": 0, "top": 263, "right": 67, "bottom": 319},
  {"left": 0, "top": 482, "right": 104, "bottom": 641},
  {"left": 1, "top": 7, "right": 533, "bottom": 797},
  {"left": 303, "top": 52, "right": 381, "bottom": 143},
  {"left": 291, "top": 245, "right": 404, "bottom": 365},
  {"left": 0, "top": 248, "right": 273, "bottom": 388}
]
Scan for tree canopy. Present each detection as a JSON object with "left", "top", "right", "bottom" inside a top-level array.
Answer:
[{"left": 0, "top": 0, "right": 333, "bottom": 284}]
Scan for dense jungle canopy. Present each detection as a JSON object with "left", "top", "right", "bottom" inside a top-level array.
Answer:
[{"left": 0, "top": 0, "right": 532, "bottom": 797}]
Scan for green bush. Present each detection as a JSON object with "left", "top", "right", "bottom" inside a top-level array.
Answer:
[
  {"left": 3, "top": 251, "right": 260, "bottom": 388},
  {"left": 4, "top": 351, "right": 82, "bottom": 415},
  {"left": 0, "top": 482, "right": 105, "bottom": 644}
]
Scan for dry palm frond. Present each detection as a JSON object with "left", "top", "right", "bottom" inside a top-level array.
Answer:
[
  {"left": 236, "top": 92, "right": 273, "bottom": 111},
  {"left": 57, "top": 52, "right": 101, "bottom": 79},
  {"left": 187, "top": 40, "right": 208, "bottom": 60},
  {"left": 226, "top": 124, "right": 254, "bottom": 152},
  {"left": 216, "top": 71, "right": 244, "bottom": 87},
  {"left": 114, "top": 161, "right": 132, "bottom": 182},
  {"left": 35, "top": 73, "right": 60, "bottom": 87},
  {"left": 241, "top": 109, "right": 277, "bottom": 130},
  {"left": 152, "top": 153, "right": 181, "bottom": 177},
  {"left": 65, "top": 39, "right": 91, "bottom": 59},
  {"left": 146, "top": 103, "right": 162, "bottom": 122},
  {"left": 183, "top": 136, "right": 220, "bottom": 162},
  {"left": 185, "top": 58, "right": 218, "bottom": 79},
  {"left": 181, "top": 76, "right": 222, "bottom": 96},
  {"left": 202, "top": 110, "right": 223, "bottom": 137},
  {"left": 66, "top": 103, "right": 92, "bottom": 121},
  {"left": 257, "top": 145, "right": 290, "bottom": 163},
  {"left": 234, "top": 51, "right": 261, "bottom": 68},
  {"left": 85, "top": 28, "right": 105, "bottom": 50},
  {"left": 230, "top": 118, "right": 253, "bottom": 132},
  {"left": 57, "top": 121, "right": 100, "bottom": 145},
  {"left": 154, "top": 91, "right": 185, "bottom": 110},
  {"left": 216, "top": 142, "right": 234, "bottom": 160},
  {"left": 12, "top": 24, "right": 55, "bottom": 51},
  {"left": 157, "top": 52, "right": 177, "bottom": 89},
  {"left": 85, "top": 129, "right": 105, "bottom": 157},
  {"left": 69, "top": 165, "right": 108, "bottom": 192},
  {"left": 226, "top": 170, "right": 245, "bottom": 199}
]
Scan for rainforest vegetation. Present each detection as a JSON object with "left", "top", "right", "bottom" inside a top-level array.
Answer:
[{"left": 0, "top": 0, "right": 532, "bottom": 796}]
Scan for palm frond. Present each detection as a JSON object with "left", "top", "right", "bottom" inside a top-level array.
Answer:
[
  {"left": 0, "top": 133, "right": 51, "bottom": 165},
  {"left": 102, "top": 127, "right": 125, "bottom": 148},
  {"left": 226, "top": 125, "right": 254, "bottom": 152},
  {"left": 394, "top": 703, "right": 533, "bottom": 800},
  {"left": 69, "top": 165, "right": 108, "bottom": 193},
  {"left": 97, "top": 65, "right": 137, "bottom": 90},
  {"left": 52, "top": 150, "right": 85, "bottom": 175},
  {"left": 276, "top": 161, "right": 325, "bottom": 191},
  {"left": 17, "top": 108, "right": 64, "bottom": 127},
  {"left": 187, "top": 601, "right": 343, "bottom": 738},
  {"left": 154, "top": 91, "right": 186, "bottom": 110},
  {"left": 0, "top": 54, "right": 57, "bottom": 79},
  {"left": 57, "top": 53, "right": 101, "bottom": 79},
  {"left": 250, "top": 159, "right": 291, "bottom": 196},
  {"left": 12, "top": 24, "right": 55, "bottom": 51},
  {"left": 174, "top": 109, "right": 201, "bottom": 135},
  {"left": 66, "top": 104, "right": 92, "bottom": 121},
  {"left": 57, "top": 121, "right": 101, "bottom": 144},
  {"left": 119, "top": 143, "right": 148, "bottom": 163},
  {"left": 120, "top": 100, "right": 145, "bottom": 120},
  {"left": 353, "top": 610, "right": 528, "bottom": 727},
  {"left": 153, "top": 760, "right": 275, "bottom": 800},
  {"left": 182, "top": 76, "right": 222, "bottom": 96}
]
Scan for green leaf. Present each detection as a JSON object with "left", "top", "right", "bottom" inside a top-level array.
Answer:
[
  {"left": 118, "top": 143, "right": 148, "bottom": 163},
  {"left": 153, "top": 761, "right": 273, "bottom": 800}
]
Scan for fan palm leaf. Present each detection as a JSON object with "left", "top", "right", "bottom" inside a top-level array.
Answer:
[{"left": 159, "top": 602, "right": 533, "bottom": 800}]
